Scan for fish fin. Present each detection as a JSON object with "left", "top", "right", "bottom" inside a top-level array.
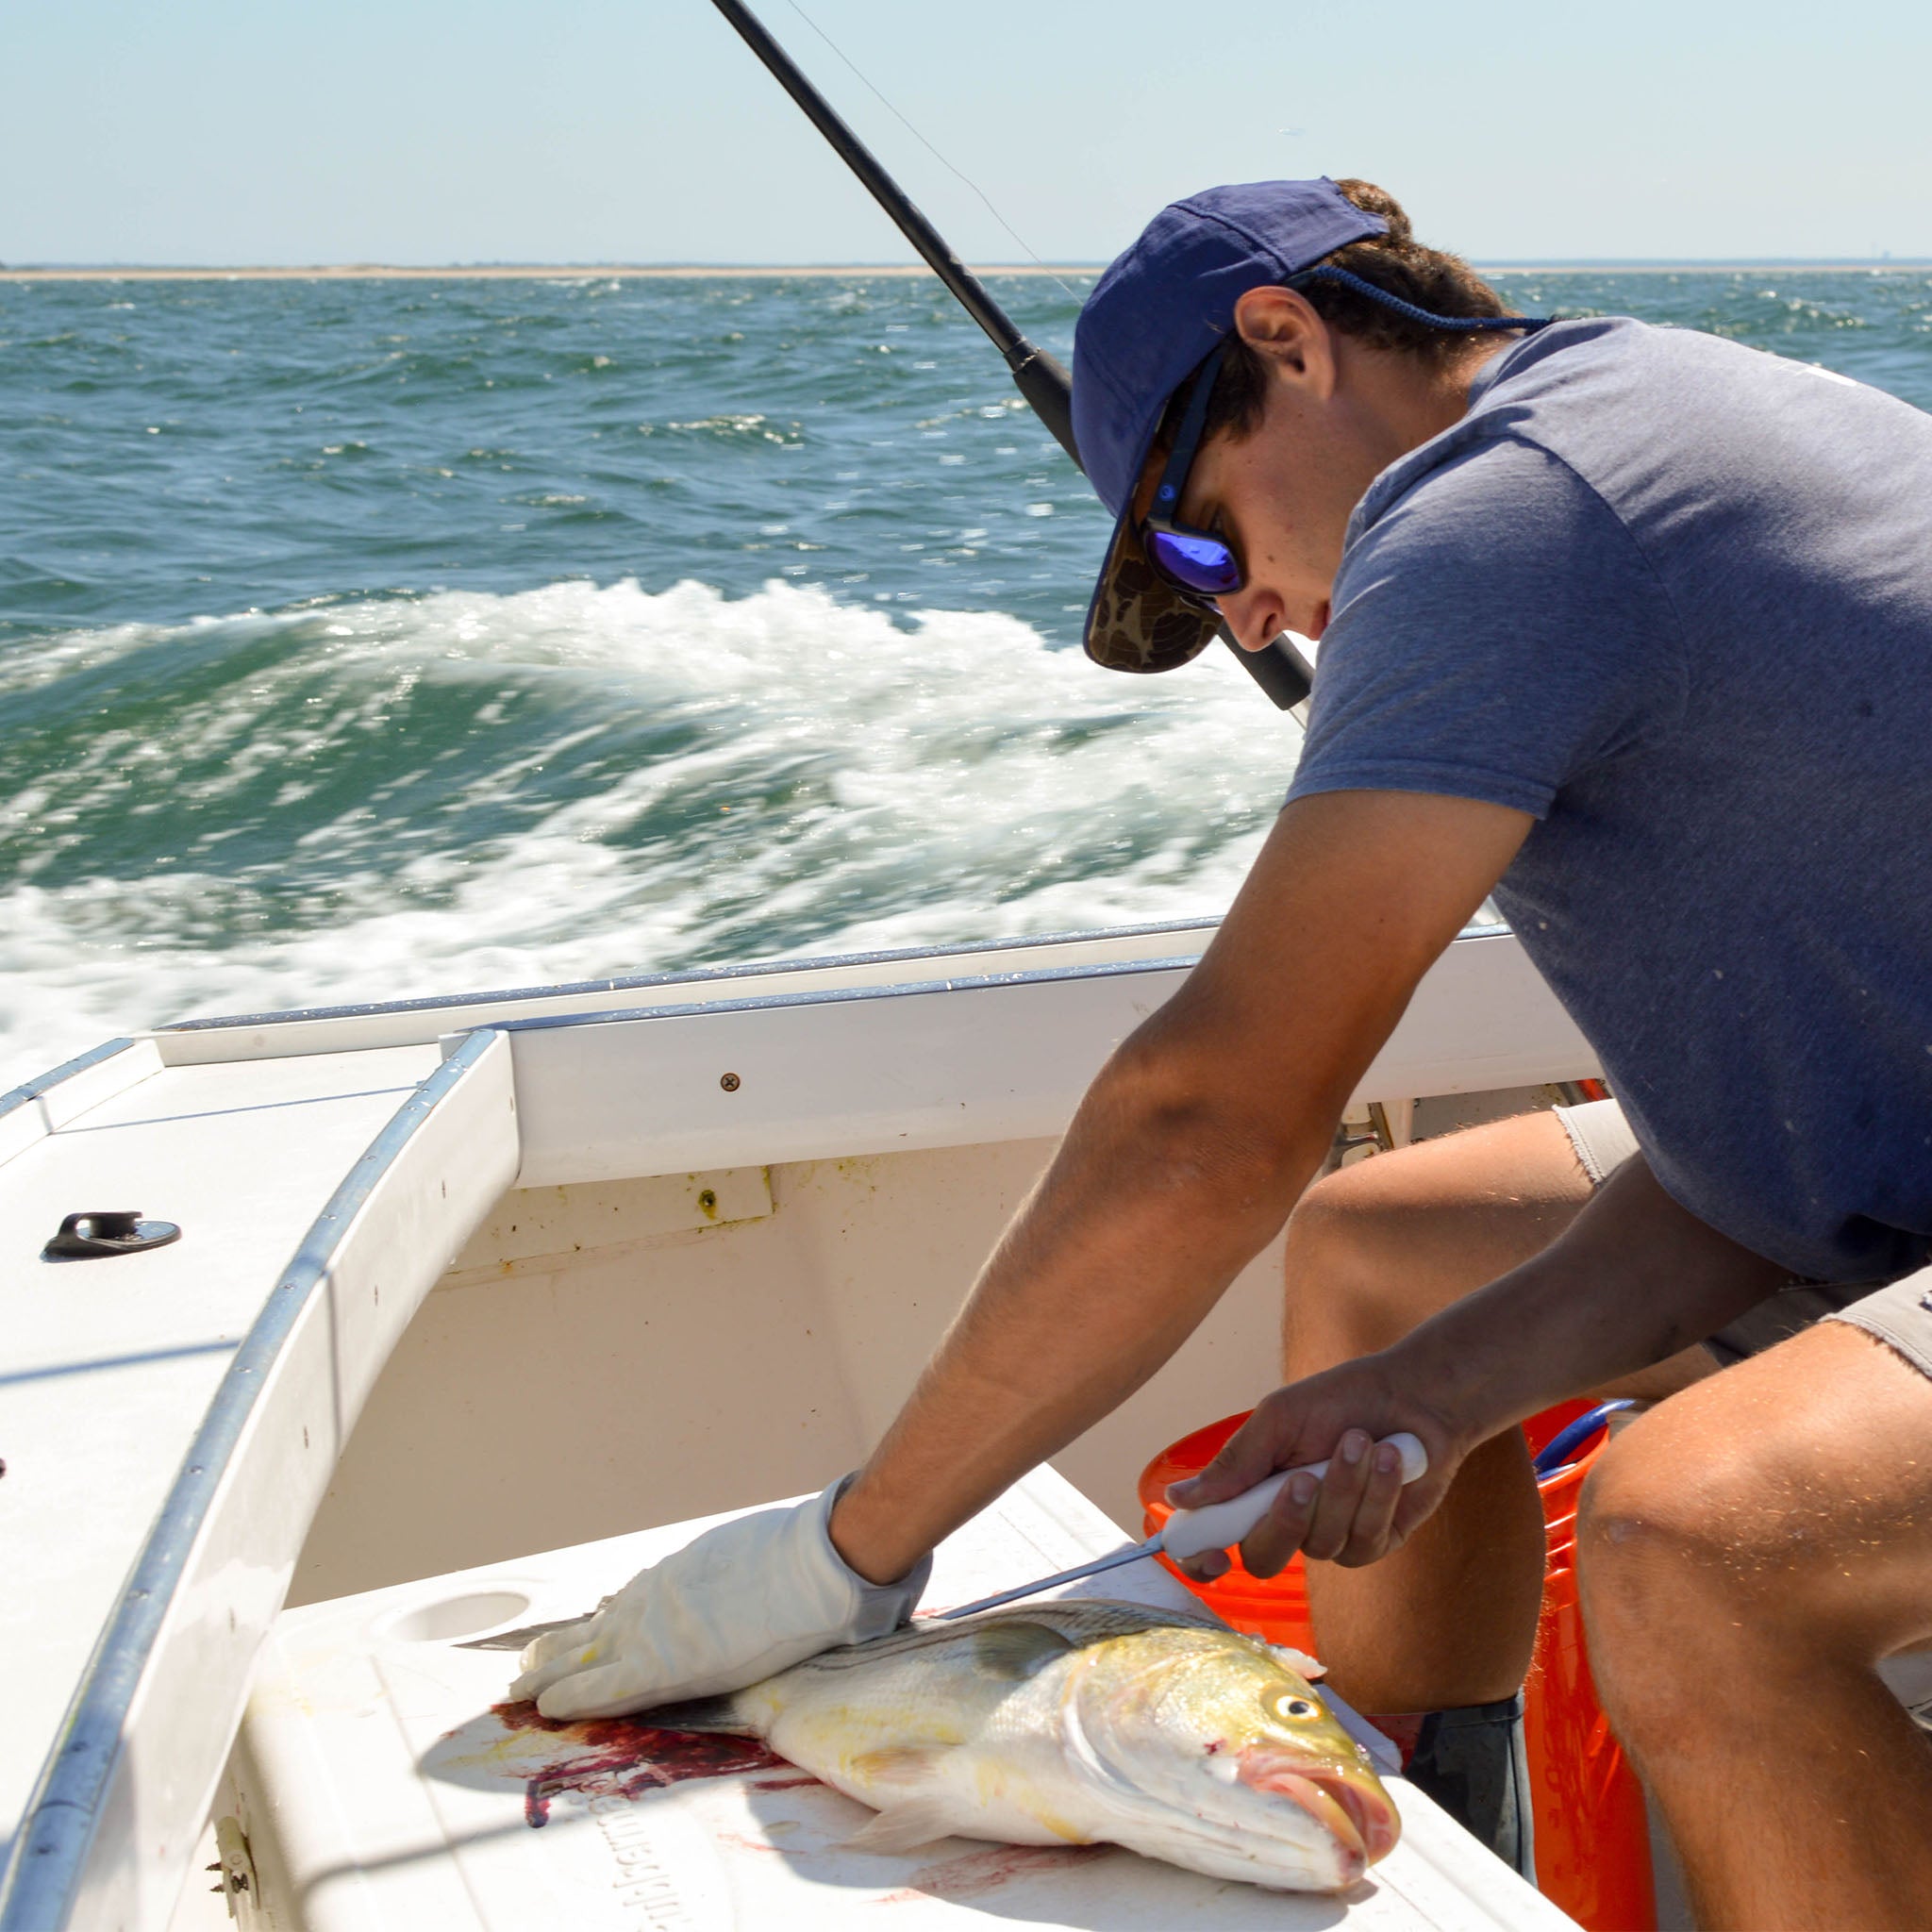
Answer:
[
  {"left": 841, "top": 1795, "right": 963, "bottom": 1856},
  {"left": 971, "top": 1619, "right": 1076, "bottom": 1681},
  {"left": 1268, "top": 1643, "right": 1326, "bottom": 1681},
  {"left": 850, "top": 1746, "right": 945, "bottom": 1788},
  {"left": 641, "top": 1693, "right": 752, "bottom": 1735}
]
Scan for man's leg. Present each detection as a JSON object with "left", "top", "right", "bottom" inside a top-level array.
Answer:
[
  {"left": 1281, "top": 1109, "right": 1713, "bottom": 1710},
  {"left": 1580, "top": 1319, "right": 1932, "bottom": 1932}
]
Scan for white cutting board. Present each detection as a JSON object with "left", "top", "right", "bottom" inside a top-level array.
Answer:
[{"left": 228, "top": 1468, "right": 1576, "bottom": 1931}]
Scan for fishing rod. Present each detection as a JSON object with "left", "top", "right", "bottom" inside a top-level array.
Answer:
[{"left": 706, "top": 0, "right": 1312, "bottom": 711}]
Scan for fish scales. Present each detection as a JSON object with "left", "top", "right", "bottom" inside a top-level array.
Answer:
[{"left": 645, "top": 1598, "right": 1400, "bottom": 1892}]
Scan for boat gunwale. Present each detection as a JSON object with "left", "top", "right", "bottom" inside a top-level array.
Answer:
[
  {"left": 0, "top": 1037, "right": 137, "bottom": 1124},
  {"left": 0, "top": 1028, "right": 508, "bottom": 1932},
  {"left": 475, "top": 923, "right": 1523, "bottom": 1044},
  {"left": 159, "top": 919, "right": 1511, "bottom": 1036},
  {"left": 482, "top": 948, "right": 1207, "bottom": 1037},
  {"left": 157, "top": 917, "right": 1227, "bottom": 1032}
]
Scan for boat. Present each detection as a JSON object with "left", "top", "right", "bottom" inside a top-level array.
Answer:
[
  {"left": 0, "top": 10, "right": 1682, "bottom": 1924},
  {"left": 1, "top": 913, "right": 1600, "bottom": 1928}
]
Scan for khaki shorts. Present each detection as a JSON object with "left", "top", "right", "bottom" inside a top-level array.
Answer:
[{"left": 1553, "top": 1096, "right": 1932, "bottom": 1379}]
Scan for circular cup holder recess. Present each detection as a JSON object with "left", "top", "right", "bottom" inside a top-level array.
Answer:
[{"left": 380, "top": 1589, "right": 533, "bottom": 1643}]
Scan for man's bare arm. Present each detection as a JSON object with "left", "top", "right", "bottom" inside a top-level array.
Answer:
[
  {"left": 827, "top": 788, "right": 1535, "bottom": 1584},
  {"left": 1427, "top": 1151, "right": 1789, "bottom": 1428},
  {"left": 1176, "top": 1148, "right": 1790, "bottom": 1578}
]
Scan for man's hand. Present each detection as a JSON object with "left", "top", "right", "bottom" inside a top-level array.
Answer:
[
  {"left": 1166, "top": 1364, "right": 1468, "bottom": 1579},
  {"left": 509, "top": 1482, "right": 929, "bottom": 1720},
  {"left": 1163, "top": 1151, "right": 1791, "bottom": 1588}
]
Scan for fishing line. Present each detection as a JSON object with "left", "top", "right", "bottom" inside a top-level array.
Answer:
[{"left": 782, "top": 0, "right": 1083, "bottom": 304}]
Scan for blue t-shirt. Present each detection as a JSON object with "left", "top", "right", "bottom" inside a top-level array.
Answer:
[{"left": 1288, "top": 316, "right": 1932, "bottom": 1284}]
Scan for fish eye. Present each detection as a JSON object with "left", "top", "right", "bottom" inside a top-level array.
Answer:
[{"left": 1269, "top": 1691, "right": 1321, "bottom": 1723}]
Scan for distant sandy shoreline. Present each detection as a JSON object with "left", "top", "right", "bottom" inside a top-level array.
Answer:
[
  {"left": 4, "top": 261, "right": 1929, "bottom": 284},
  {"left": 0, "top": 263, "right": 1086, "bottom": 284}
]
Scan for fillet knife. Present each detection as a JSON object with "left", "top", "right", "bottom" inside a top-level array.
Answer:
[
  {"left": 463, "top": 1434, "right": 1428, "bottom": 1651},
  {"left": 935, "top": 1432, "right": 1429, "bottom": 1621}
]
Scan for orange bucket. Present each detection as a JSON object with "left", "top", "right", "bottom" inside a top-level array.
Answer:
[
  {"left": 1138, "top": 1412, "right": 1319, "bottom": 1650},
  {"left": 1522, "top": 1403, "right": 1657, "bottom": 1932},
  {"left": 1140, "top": 1407, "right": 1657, "bottom": 1932}
]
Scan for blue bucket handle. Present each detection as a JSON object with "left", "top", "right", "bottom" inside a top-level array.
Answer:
[{"left": 1531, "top": 1400, "right": 1634, "bottom": 1480}]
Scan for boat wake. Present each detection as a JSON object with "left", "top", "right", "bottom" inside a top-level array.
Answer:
[{"left": 0, "top": 577, "right": 1300, "bottom": 1091}]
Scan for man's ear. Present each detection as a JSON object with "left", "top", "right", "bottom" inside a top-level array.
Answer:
[{"left": 1231, "top": 285, "right": 1337, "bottom": 399}]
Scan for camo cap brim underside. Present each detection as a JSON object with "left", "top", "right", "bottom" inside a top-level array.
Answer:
[{"left": 1081, "top": 505, "right": 1224, "bottom": 674}]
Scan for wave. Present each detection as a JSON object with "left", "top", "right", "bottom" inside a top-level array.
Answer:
[{"left": 0, "top": 577, "right": 1300, "bottom": 1091}]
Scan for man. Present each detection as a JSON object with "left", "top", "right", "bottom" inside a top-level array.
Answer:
[{"left": 515, "top": 178, "right": 1932, "bottom": 1928}]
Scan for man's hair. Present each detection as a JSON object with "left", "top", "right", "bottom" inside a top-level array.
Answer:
[{"left": 1194, "top": 179, "right": 1510, "bottom": 445}]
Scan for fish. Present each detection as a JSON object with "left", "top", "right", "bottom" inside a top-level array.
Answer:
[{"left": 643, "top": 1597, "right": 1400, "bottom": 1892}]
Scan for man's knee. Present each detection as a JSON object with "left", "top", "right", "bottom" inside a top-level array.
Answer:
[
  {"left": 1577, "top": 1390, "right": 1877, "bottom": 1673},
  {"left": 1282, "top": 1114, "right": 1593, "bottom": 1372},
  {"left": 1577, "top": 1419, "right": 1726, "bottom": 1619},
  {"left": 1281, "top": 1161, "right": 1424, "bottom": 1358},
  {"left": 1572, "top": 1411, "right": 1785, "bottom": 1745}
]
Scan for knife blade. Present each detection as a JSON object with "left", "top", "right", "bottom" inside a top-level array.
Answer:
[
  {"left": 461, "top": 1433, "right": 1429, "bottom": 1651},
  {"left": 457, "top": 1595, "right": 614, "bottom": 1653}
]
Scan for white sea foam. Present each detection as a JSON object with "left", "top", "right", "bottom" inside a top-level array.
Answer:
[{"left": 0, "top": 579, "right": 1302, "bottom": 1092}]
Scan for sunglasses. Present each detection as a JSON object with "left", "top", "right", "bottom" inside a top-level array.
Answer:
[{"left": 1141, "top": 353, "right": 1244, "bottom": 603}]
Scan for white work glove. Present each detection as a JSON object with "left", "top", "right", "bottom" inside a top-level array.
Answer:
[{"left": 508, "top": 1478, "right": 931, "bottom": 1721}]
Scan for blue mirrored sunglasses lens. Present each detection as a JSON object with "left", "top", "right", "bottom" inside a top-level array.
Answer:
[{"left": 1145, "top": 527, "right": 1241, "bottom": 595}]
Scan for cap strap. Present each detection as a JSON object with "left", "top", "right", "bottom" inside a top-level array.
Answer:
[{"left": 1290, "top": 264, "right": 1554, "bottom": 335}]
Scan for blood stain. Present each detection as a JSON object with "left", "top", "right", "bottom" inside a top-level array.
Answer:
[
  {"left": 490, "top": 1701, "right": 789, "bottom": 1824},
  {"left": 874, "top": 1841, "right": 1106, "bottom": 1904}
]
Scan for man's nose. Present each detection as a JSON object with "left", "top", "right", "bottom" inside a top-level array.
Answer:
[{"left": 1217, "top": 587, "right": 1285, "bottom": 654}]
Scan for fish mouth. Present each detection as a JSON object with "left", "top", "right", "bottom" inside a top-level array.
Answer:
[{"left": 1236, "top": 1747, "right": 1401, "bottom": 1871}]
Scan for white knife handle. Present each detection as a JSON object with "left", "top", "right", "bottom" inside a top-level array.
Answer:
[{"left": 1160, "top": 1432, "right": 1428, "bottom": 1562}]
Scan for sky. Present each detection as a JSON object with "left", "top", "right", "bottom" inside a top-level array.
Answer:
[{"left": 5, "top": 0, "right": 1929, "bottom": 267}]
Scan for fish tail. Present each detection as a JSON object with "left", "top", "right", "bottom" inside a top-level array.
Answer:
[{"left": 643, "top": 1692, "right": 754, "bottom": 1736}]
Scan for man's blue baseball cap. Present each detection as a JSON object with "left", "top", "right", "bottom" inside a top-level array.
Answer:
[{"left": 1073, "top": 178, "right": 1386, "bottom": 673}]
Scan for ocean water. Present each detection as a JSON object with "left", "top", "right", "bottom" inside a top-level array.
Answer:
[{"left": 3, "top": 268, "right": 1929, "bottom": 1090}]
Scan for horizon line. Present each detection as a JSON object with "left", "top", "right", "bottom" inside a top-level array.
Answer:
[{"left": 4, "top": 256, "right": 1930, "bottom": 284}]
